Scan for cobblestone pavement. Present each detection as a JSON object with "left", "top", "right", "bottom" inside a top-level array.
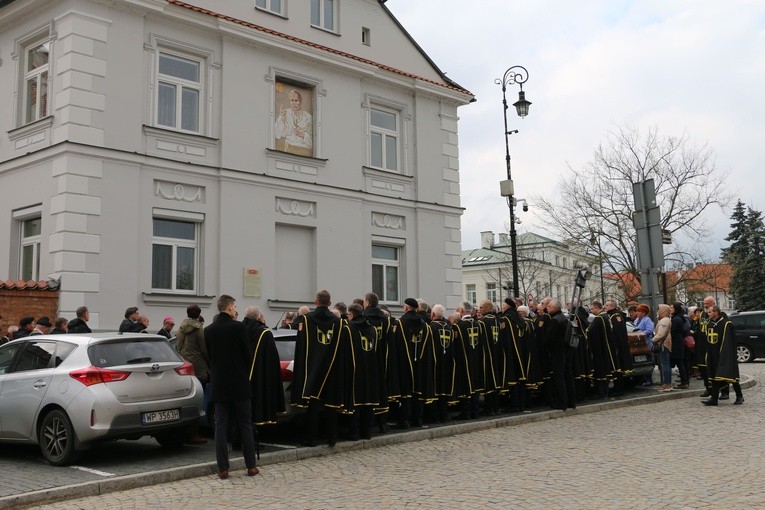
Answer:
[{"left": 24, "top": 364, "right": 765, "bottom": 510}]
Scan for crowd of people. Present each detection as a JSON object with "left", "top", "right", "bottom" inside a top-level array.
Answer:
[{"left": 1, "top": 290, "right": 744, "bottom": 478}]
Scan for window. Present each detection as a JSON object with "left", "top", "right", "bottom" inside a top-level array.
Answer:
[
  {"left": 466, "top": 284, "right": 476, "bottom": 305},
  {"left": 372, "top": 244, "right": 399, "bottom": 303},
  {"left": 152, "top": 218, "right": 198, "bottom": 292},
  {"left": 370, "top": 107, "right": 398, "bottom": 171},
  {"left": 311, "top": 0, "right": 336, "bottom": 32},
  {"left": 562, "top": 257, "right": 568, "bottom": 269},
  {"left": 486, "top": 283, "right": 497, "bottom": 303},
  {"left": 20, "top": 217, "right": 41, "bottom": 281},
  {"left": 15, "top": 341, "right": 56, "bottom": 372},
  {"left": 156, "top": 51, "right": 202, "bottom": 132},
  {"left": 362, "top": 27, "right": 371, "bottom": 46},
  {"left": 255, "top": 0, "right": 284, "bottom": 15},
  {"left": 22, "top": 38, "right": 50, "bottom": 124}
]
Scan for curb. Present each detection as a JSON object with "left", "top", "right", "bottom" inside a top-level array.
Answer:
[{"left": 1, "top": 375, "right": 755, "bottom": 509}]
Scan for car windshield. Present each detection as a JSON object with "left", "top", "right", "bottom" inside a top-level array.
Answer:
[{"left": 88, "top": 338, "right": 180, "bottom": 368}]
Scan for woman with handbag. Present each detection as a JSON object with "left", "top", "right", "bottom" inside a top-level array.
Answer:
[{"left": 653, "top": 304, "right": 673, "bottom": 391}]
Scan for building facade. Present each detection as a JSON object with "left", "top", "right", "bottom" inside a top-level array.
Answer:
[
  {"left": 0, "top": 0, "right": 473, "bottom": 329},
  {"left": 462, "top": 230, "right": 616, "bottom": 308}
]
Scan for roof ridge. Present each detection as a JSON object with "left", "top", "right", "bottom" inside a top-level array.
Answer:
[{"left": 165, "top": 0, "right": 473, "bottom": 96}]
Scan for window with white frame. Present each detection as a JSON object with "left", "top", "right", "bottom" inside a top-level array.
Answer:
[
  {"left": 156, "top": 51, "right": 202, "bottom": 133},
  {"left": 370, "top": 106, "right": 399, "bottom": 171},
  {"left": 255, "top": 0, "right": 284, "bottom": 15},
  {"left": 311, "top": 0, "right": 337, "bottom": 32},
  {"left": 22, "top": 37, "right": 50, "bottom": 125},
  {"left": 372, "top": 244, "right": 399, "bottom": 303},
  {"left": 466, "top": 284, "right": 476, "bottom": 305},
  {"left": 486, "top": 282, "right": 497, "bottom": 303},
  {"left": 19, "top": 217, "right": 41, "bottom": 281},
  {"left": 152, "top": 218, "right": 199, "bottom": 292}
]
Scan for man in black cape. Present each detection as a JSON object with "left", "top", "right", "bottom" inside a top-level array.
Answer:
[
  {"left": 242, "top": 306, "right": 285, "bottom": 426},
  {"left": 429, "top": 304, "right": 455, "bottom": 422},
  {"left": 605, "top": 300, "right": 632, "bottom": 396},
  {"left": 500, "top": 298, "right": 532, "bottom": 411},
  {"left": 534, "top": 298, "right": 553, "bottom": 401},
  {"left": 545, "top": 299, "right": 576, "bottom": 410},
  {"left": 393, "top": 297, "right": 430, "bottom": 428},
  {"left": 587, "top": 301, "right": 619, "bottom": 399},
  {"left": 292, "top": 290, "right": 344, "bottom": 446},
  {"left": 453, "top": 301, "right": 484, "bottom": 419},
  {"left": 363, "top": 292, "right": 398, "bottom": 433},
  {"left": 341, "top": 303, "right": 380, "bottom": 439},
  {"left": 477, "top": 300, "right": 504, "bottom": 415},
  {"left": 702, "top": 305, "right": 744, "bottom": 406}
]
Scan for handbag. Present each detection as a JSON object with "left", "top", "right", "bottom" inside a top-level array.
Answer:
[
  {"left": 683, "top": 335, "right": 695, "bottom": 351},
  {"left": 651, "top": 342, "right": 663, "bottom": 354}
]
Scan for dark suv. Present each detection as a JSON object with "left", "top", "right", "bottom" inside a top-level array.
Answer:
[{"left": 728, "top": 310, "right": 765, "bottom": 363}]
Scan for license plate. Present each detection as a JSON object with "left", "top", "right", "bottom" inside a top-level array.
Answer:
[
  {"left": 141, "top": 409, "right": 180, "bottom": 425},
  {"left": 634, "top": 355, "right": 647, "bottom": 363}
]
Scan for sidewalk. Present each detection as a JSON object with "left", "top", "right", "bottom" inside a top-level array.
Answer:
[{"left": 0, "top": 374, "right": 755, "bottom": 510}]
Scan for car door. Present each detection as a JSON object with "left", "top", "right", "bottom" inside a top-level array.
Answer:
[{"left": 0, "top": 340, "right": 58, "bottom": 439}]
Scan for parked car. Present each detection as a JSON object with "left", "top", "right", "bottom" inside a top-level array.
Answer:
[
  {"left": 0, "top": 333, "right": 204, "bottom": 465},
  {"left": 273, "top": 328, "right": 299, "bottom": 418},
  {"left": 625, "top": 321, "right": 654, "bottom": 379},
  {"left": 728, "top": 310, "right": 765, "bottom": 363}
]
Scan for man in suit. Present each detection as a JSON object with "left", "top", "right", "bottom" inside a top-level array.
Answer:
[{"left": 205, "top": 294, "right": 259, "bottom": 479}]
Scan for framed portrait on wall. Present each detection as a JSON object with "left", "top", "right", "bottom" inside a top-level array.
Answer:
[{"left": 274, "top": 79, "right": 314, "bottom": 157}]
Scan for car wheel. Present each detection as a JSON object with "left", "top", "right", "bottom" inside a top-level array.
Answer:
[
  {"left": 155, "top": 427, "right": 188, "bottom": 448},
  {"left": 736, "top": 344, "right": 753, "bottom": 363},
  {"left": 39, "top": 409, "right": 80, "bottom": 466}
]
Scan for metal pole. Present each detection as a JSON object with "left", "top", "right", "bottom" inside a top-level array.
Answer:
[
  {"left": 495, "top": 66, "right": 529, "bottom": 299},
  {"left": 598, "top": 235, "right": 605, "bottom": 302}
]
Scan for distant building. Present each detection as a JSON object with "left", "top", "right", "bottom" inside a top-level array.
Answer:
[
  {"left": 0, "top": 0, "right": 473, "bottom": 328},
  {"left": 674, "top": 263, "right": 734, "bottom": 310},
  {"left": 461, "top": 231, "right": 614, "bottom": 308}
]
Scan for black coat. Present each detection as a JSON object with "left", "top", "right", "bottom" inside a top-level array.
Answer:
[
  {"left": 242, "top": 318, "right": 286, "bottom": 424},
  {"left": 205, "top": 312, "right": 252, "bottom": 403},
  {"left": 67, "top": 318, "right": 91, "bottom": 334}
]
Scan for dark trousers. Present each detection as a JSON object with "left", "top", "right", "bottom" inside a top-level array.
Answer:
[
  {"left": 214, "top": 399, "right": 257, "bottom": 472},
  {"left": 306, "top": 399, "right": 338, "bottom": 444},
  {"left": 510, "top": 384, "right": 528, "bottom": 411},
  {"left": 710, "top": 381, "right": 742, "bottom": 400},
  {"left": 350, "top": 407, "right": 374, "bottom": 439},
  {"left": 549, "top": 348, "right": 576, "bottom": 409},
  {"left": 672, "top": 357, "right": 689, "bottom": 385},
  {"left": 398, "top": 397, "right": 424, "bottom": 426}
]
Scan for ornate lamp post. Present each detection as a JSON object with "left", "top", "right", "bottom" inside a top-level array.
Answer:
[
  {"left": 496, "top": 66, "right": 531, "bottom": 298},
  {"left": 589, "top": 229, "right": 606, "bottom": 302}
]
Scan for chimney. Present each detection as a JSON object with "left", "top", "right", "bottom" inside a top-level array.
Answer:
[
  {"left": 498, "top": 233, "right": 508, "bottom": 245},
  {"left": 480, "top": 231, "right": 494, "bottom": 249}
]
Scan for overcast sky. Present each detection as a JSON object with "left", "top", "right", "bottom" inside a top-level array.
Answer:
[{"left": 386, "top": 0, "right": 765, "bottom": 261}]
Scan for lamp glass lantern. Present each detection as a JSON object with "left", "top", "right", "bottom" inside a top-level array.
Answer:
[{"left": 513, "top": 90, "right": 531, "bottom": 118}]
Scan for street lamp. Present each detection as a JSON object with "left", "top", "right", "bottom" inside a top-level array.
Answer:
[
  {"left": 496, "top": 65, "right": 531, "bottom": 298},
  {"left": 589, "top": 229, "right": 606, "bottom": 302}
]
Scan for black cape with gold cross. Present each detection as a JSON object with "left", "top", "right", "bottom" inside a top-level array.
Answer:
[
  {"left": 478, "top": 313, "right": 505, "bottom": 394},
  {"left": 500, "top": 310, "right": 532, "bottom": 388},
  {"left": 243, "top": 318, "right": 286, "bottom": 425},
  {"left": 363, "top": 306, "right": 400, "bottom": 411},
  {"left": 608, "top": 310, "right": 633, "bottom": 375},
  {"left": 429, "top": 319, "right": 455, "bottom": 399},
  {"left": 339, "top": 316, "right": 380, "bottom": 412},
  {"left": 705, "top": 313, "right": 740, "bottom": 384},
  {"left": 453, "top": 316, "right": 485, "bottom": 398},
  {"left": 394, "top": 311, "right": 435, "bottom": 401},
  {"left": 291, "top": 306, "right": 345, "bottom": 409},
  {"left": 587, "top": 312, "right": 618, "bottom": 381}
]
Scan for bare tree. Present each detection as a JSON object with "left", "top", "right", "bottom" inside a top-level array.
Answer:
[{"left": 533, "top": 124, "right": 733, "bottom": 289}]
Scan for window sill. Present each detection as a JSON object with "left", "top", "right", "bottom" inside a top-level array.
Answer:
[
  {"left": 8, "top": 116, "right": 53, "bottom": 147},
  {"left": 142, "top": 292, "right": 216, "bottom": 306},
  {"left": 254, "top": 6, "right": 288, "bottom": 19},
  {"left": 310, "top": 24, "right": 340, "bottom": 36},
  {"left": 266, "top": 148, "right": 328, "bottom": 165}
]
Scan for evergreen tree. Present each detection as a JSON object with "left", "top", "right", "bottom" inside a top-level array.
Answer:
[{"left": 727, "top": 205, "right": 765, "bottom": 310}]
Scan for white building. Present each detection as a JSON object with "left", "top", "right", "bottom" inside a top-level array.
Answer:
[
  {"left": 0, "top": 0, "right": 473, "bottom": 329},
  {"left": 461, "top": 230, "right": 615, "bottom": 308}
]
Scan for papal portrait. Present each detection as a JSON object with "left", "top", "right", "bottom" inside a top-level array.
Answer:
[{"left": 274, "top": 80, "right": 314, "bottom": 157}]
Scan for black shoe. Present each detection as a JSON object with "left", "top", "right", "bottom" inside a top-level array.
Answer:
[
  {"left": 719, "top": 394, "right": 730, "bottom": 400},
  {"left": 394, "top": 421, "right": 410, "bottom": 430},
  {"left": 361, "top": 431, "right": 372, "bottom": 440},
  {"left": 378, "top": 422, "right": 389, "bottom": 434},
  {"left": 411, "top": 420, "right": 422, "bottom": 428},
  {"left": 327, "top": 438, "right": 337, "bottom": 447},
  {"left": 454, "top": 413, "right": 469, "bottom": 421},
  {"left": 300, "top": 439, "right": 316, "bottom": 447},
  {"left": 702, "top": 399, "right": 718, "bottom": 406},
  {"left": 734, "top": 396, "right": 745, "bottom": 405},
  {"left": 700, "top": 391, "right": 711, "bottom": 398}
]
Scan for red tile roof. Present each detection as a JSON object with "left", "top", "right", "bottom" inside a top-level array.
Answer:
[
  {"left": 0, "top": 279, "right": 60, "bottom": 290},
  {"left": 165, "top": 0, "right": 473, "bottom": 97}
]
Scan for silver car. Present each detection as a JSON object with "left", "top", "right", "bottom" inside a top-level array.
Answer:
[{"left": 0, "top": 333, "right": 204, "bottom": 465}]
